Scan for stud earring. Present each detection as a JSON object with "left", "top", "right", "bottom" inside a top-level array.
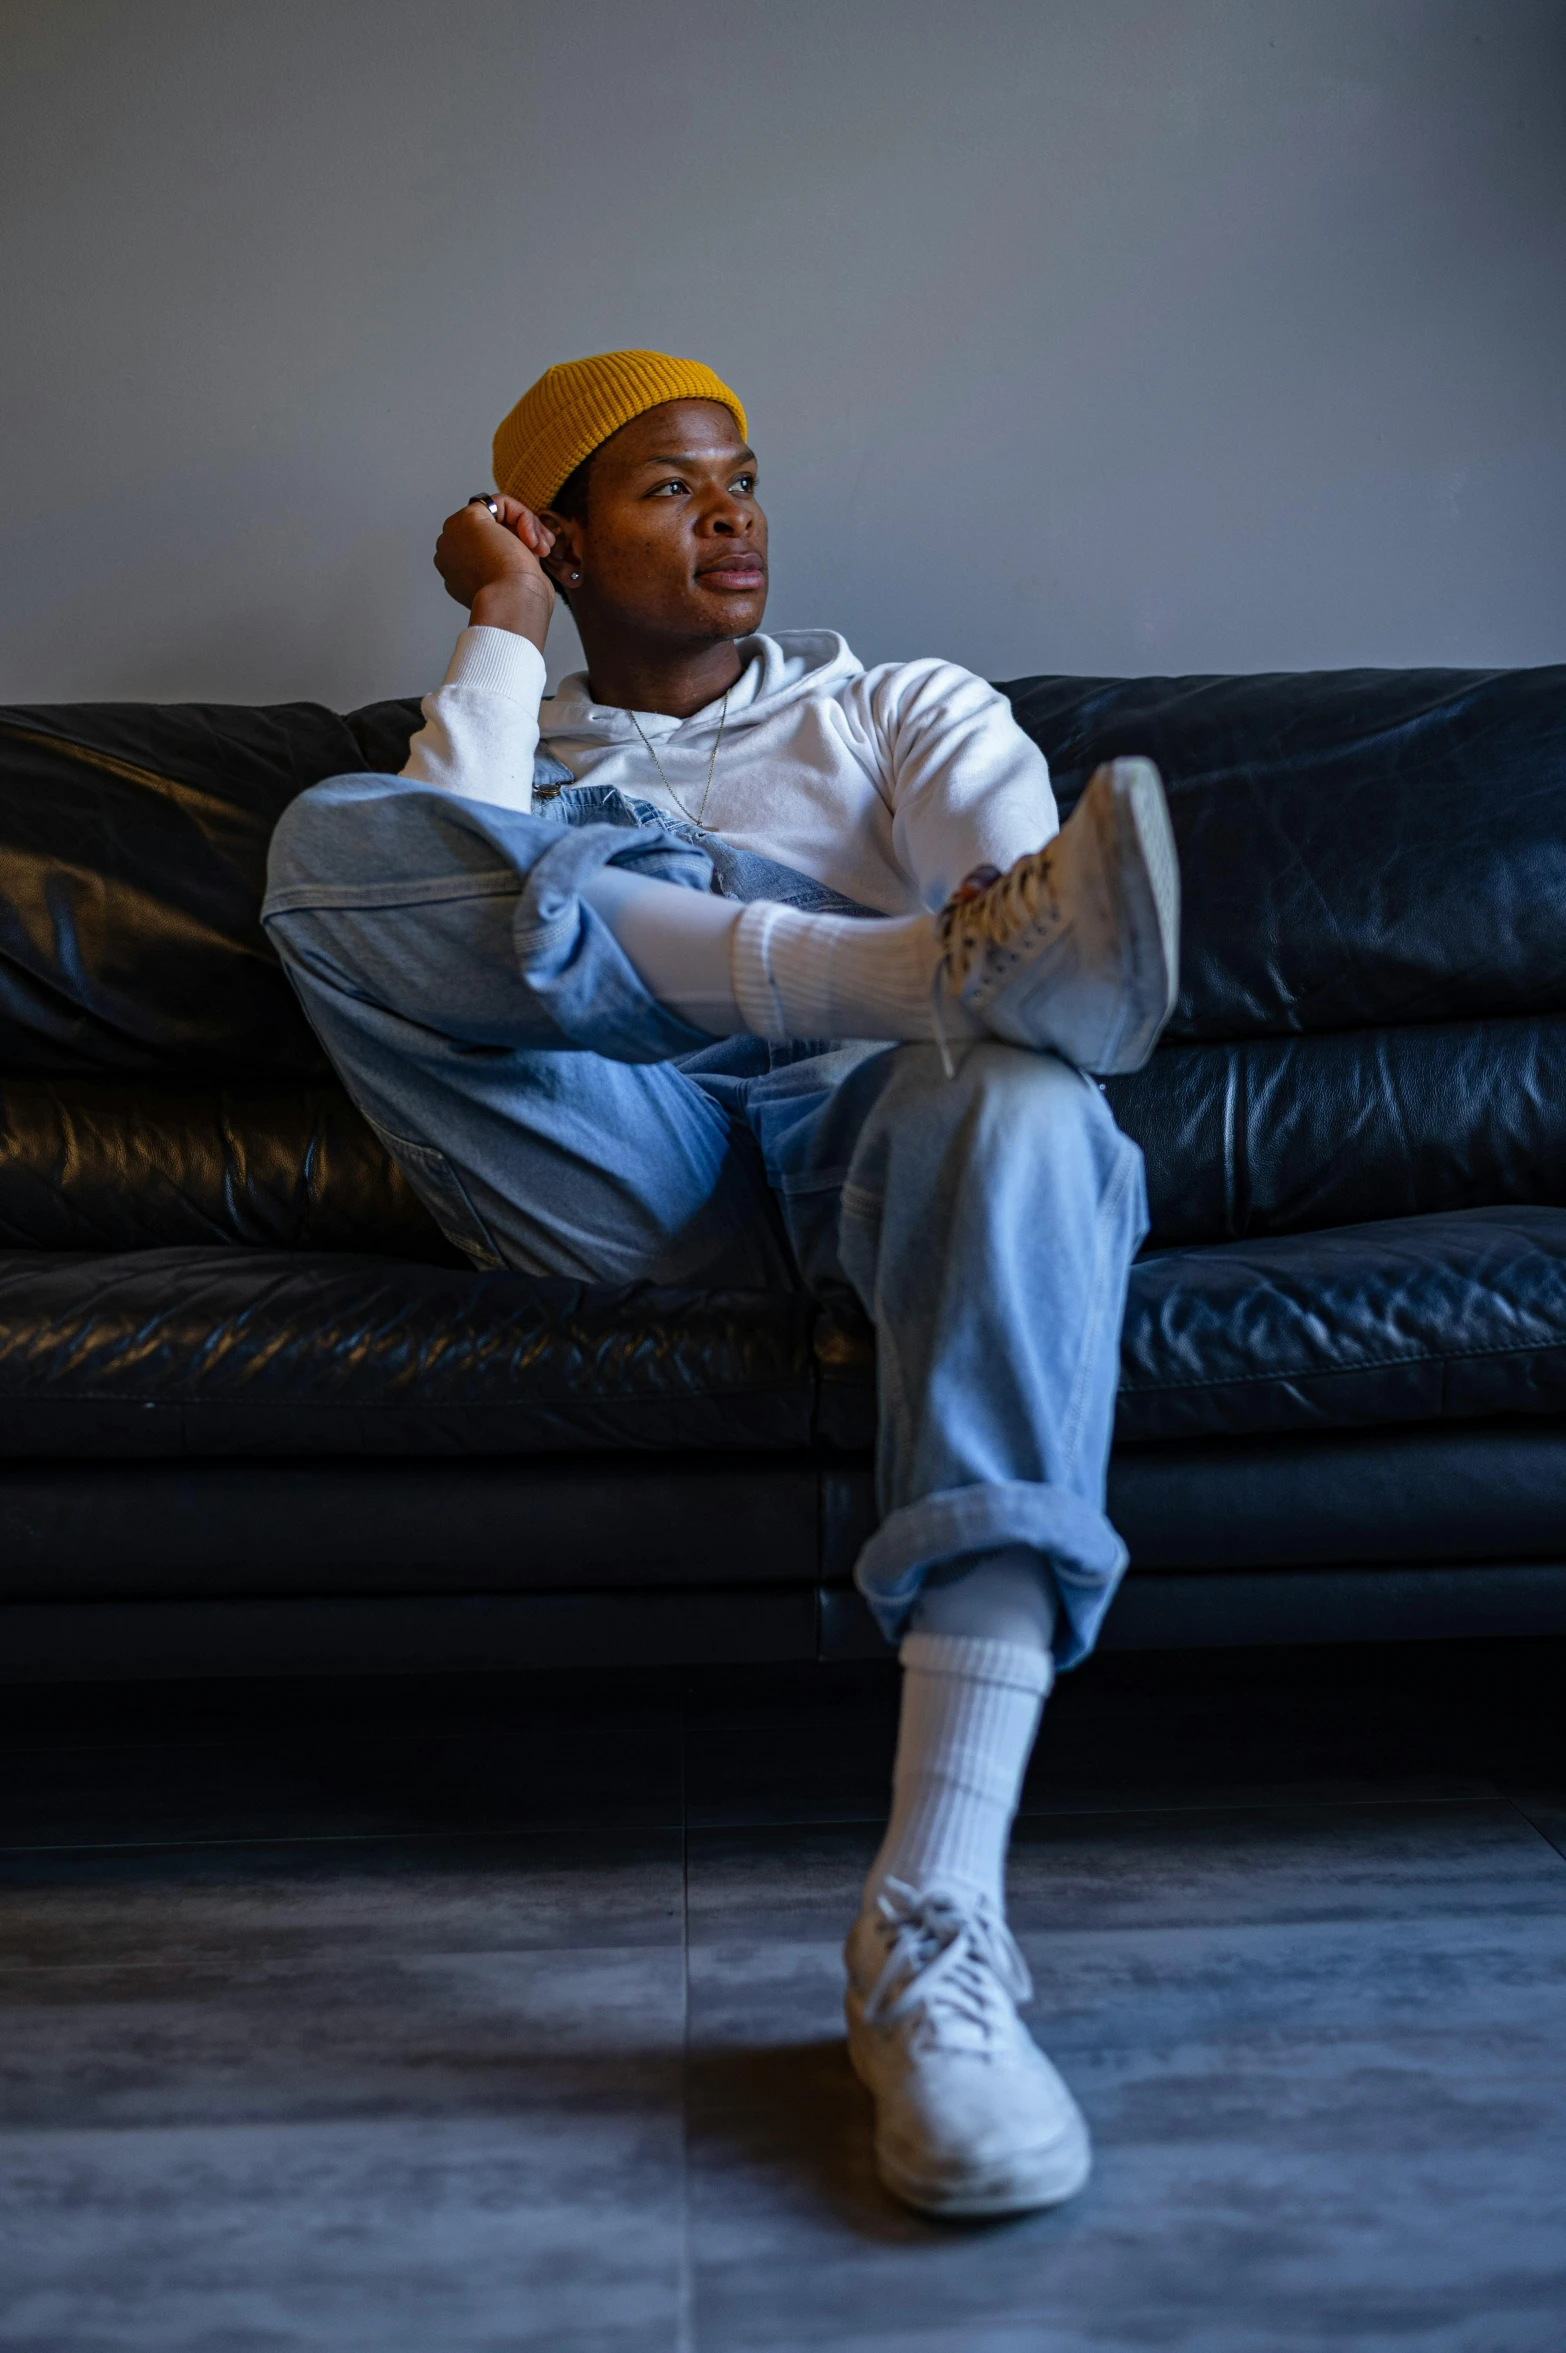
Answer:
[{"left": 571, "top": 571, "right": 581, "bottom": 582}]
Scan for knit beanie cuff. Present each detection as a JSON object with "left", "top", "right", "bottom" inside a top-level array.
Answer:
[{"left": 492, "top": 349, "right": 748, "bottom": 513}]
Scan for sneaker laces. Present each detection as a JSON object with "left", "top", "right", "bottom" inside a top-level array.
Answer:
[
  {"left": 861, "top": 1880, "right": 1034, "bottom": 2055},
  {"left": 935, "top": 850, "right": 1059, "bottom": 993},
  {"left": 927, "top": 855, "right": 1057, "bottom": 1080}
]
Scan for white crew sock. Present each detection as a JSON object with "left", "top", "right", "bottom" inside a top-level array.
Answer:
[
  {"left": 731, "top": 899, "right": 984, "bottom": 1043},
  {"left": 579, "top": 865, "right": 987, "bottom": 1043},
  {"left": 865, "top": 1627, "right": 1054, "bottom": 1917}
]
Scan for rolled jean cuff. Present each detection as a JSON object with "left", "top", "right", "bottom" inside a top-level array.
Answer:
[{"left": 852, "top": 1479, "right": 1129, "bottom": 1667}]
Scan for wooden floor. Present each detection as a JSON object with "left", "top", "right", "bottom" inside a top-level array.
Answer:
[{"left": 1, "top": 1638, "right": 1564, "bottom": 2351}]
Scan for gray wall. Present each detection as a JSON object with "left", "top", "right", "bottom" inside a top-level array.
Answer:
[{"left": 1, "top": 0, "right": 1562, "bottom": 708}]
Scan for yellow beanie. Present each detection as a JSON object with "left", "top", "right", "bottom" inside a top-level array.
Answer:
[{"left": 492, "top": 349, "right": 748, "bottom": 514}]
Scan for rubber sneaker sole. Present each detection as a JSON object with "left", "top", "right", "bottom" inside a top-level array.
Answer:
[
  {"left": 846, "top": 2021, "right": 1094, "bottom": 2221},
  {"left": 1107, "top": 755, "right": 1181, "bottom": 1070},
  {"left": 876, "top": 2120, "right": 1092, "bottom": 2221}
]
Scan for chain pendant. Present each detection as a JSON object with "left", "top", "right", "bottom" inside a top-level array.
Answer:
[{"left": 629, "top": 688, "right": 730, "bottom": 831}]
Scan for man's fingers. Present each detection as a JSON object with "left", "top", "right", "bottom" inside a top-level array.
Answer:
[
  {"left": 487, "top": 496, "right": 555, "bottom": 556},
  {"left": 432, "top": 494, "right": 557, "bottom": 615}
]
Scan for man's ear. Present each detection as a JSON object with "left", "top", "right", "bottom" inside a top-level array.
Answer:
[{"left": 538, "top": 510, "right": 581, "bottom": 591}]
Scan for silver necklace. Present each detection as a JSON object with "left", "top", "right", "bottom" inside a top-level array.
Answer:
[{"left": 628, "top": 689, "right": 730, "bottom": 831}]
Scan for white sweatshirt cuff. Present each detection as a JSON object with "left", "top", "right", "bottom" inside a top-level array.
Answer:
[{"left": 440, "top": 624, "right": 549, "bottom": 701}]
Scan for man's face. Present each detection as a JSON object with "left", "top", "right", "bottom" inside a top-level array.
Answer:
[{"left": 545, "top": 399, "right": 768, "bottom": 645}]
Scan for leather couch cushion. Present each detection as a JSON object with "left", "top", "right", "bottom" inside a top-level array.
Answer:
[
  {"left": 0, "top": 1078, "right": 456, "bottom": 1255},
  {"left": 4, "top": 1203, "right": 1565, "bottom": 1461},
  {"left": 5, "top": 668, "right": 1566, "bottom": 1083},
  {"left": 822, "top": 1418, "right": 1566, "bottom": 1579},
  {"left": 1118, "top": 1203, "right": 1566, "bottom": 1443},
  {"left": 0, "top": 700, "right": 392, "bottom": 1079},
  {"left": 1003, "top": 665, "right": 1566, "bottom": 1039},
  {"left": 4, "top": 671, "right": 1565, "bottom": 1255},
  {"left": 7, "top": 1017, "right": 1563, "bottom": 1259},
  {"left": 0, "top": 1250, "right": 815, "bottom": 1458},
  {"left": 0, "top": 1455, "right": 819, "bottom": 1600},
  {"left": 1107, "top": 1419, "right": 1566, "bottom": 1570},
  {"left": 1107, "top": 1013, "right": 1566, "bottom": 1246},
  {"left": 6, "top": 1419, "right": 1566, "bottom": 1605},
  {"left": 818, "top": 1202, "right": 1566, "bottom": 1452}
]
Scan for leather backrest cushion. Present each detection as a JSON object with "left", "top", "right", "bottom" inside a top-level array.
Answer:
[
  {"left": 1107, "top": 1012, "right": 1566, "bottom": 1246},
  {"left": 0, "top": 1077, "right": 461, "bottom": 1259},
  {"left": 7, "top": 1023, "right": 1552, "bottom": 1258},
  {"left": 5, "top": 673, "right": 1566, "bottom": 1248},
  {"left": 0, "top": 697, "right": 419, "bottom": 1077},
  {"left": 1001, "top": 666, "right": 1566, "bottom": 1039},
  {"left": 5, "top": 672, "right": 1566, "bottom": 1079}
]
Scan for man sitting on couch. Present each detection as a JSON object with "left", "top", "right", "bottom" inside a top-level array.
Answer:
[{"left": 261, "top": 349, "right": 1179, "bottom": 2220}]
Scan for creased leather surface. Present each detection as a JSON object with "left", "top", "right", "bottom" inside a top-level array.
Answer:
[
  {"left": 7, "top": 1205, "right": 1563, "bottom": 1462},
  {"left": 344, "top": 698, "right": 423, "bottom": 773},
  {"left": 6, "top": 670, "right": 1565, "bottom": 1081},
  {"left": 9, "top": 1019, "right": 1561, "bottom": 1259},
  {"left": 1001, "top": 666, "right": 1566, "bottom": 1039},
  {"left": 0, "top": 1079, "right": 457, "bottom": 1256},
  {"left": 0, "top": 701, "right": 360, "bottom": 1076},
  {"left": 1117, "top": 1204, "right": 1566, "bottom": 1442},
  {"left": 817, "top": 1204, "right": 1566, "bottom": 1451},
  {"left": 6, "top": 677, "right": 1566, "bottom": 1272},
  {"left": 0, "top": 1250, "right": 814, "bottom": 1458},
  {"left": 1108, "top": 1014, "right": 1566, "bottom": 1246}
]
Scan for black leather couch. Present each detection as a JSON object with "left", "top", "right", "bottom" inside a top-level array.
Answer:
[{"left": 4, "top": 667, "right": 1566, "bottom": 1682}]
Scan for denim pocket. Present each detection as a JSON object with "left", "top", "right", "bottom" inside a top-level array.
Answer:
[{"left": 371, "top": 1125, "right": 504, "bottom": 1270}]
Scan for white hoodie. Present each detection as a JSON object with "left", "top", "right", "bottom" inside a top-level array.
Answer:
[{"left": 400, "top": 624, "right": 1057, "bottom": 916}]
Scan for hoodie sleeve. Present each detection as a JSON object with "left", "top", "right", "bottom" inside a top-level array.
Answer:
[
  {"left": 398, "top": 626, "right": 547, "bottom": 811},
  {"left": 855, "top": 660, "right": 1058, "bottom": 910}
]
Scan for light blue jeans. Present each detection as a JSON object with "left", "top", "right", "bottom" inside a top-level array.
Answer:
[{"left": 261, "top": 774, "right": 1147, "bottom": 1664}]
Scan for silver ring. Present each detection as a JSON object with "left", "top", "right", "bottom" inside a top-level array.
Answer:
[{"left": 468, "top": 494, "right": 501, "bottom": 518}]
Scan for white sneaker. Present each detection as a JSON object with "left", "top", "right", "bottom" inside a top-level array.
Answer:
[
  {"left": 844, "top": 1879, "right": 1091, "bottom": 2220},
  {"left": 936, "top": 756, "right": 1180, "bottom": 1074}
]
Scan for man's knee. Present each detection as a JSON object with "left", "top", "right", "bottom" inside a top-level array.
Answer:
[
  {"left": 878, "top": 1038, "right": 1139, "bottom": 1198},
  {"left": 262, "top": 774, "right": 463, "bottom": 1018},
  {"left": 263, "top": 772, "right": 520, "bottom": 999},
  {"left": 265, "top": 771, "right": 409, "bottom": 906},
  {"left": 887, "top": 1036, "right": 1103, "bottom": 1131}
]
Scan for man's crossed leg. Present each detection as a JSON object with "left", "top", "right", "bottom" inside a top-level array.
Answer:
[{"left": 263, "top": 773, "right": 1152, "bottom": 2218}]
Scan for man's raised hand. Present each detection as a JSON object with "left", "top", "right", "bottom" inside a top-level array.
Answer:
[{"left": 432, "top": 496, "right": 556, "bottom": 654}]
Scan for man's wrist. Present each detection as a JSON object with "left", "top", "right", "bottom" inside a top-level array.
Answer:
[
  {"left": 470, "top": 576, "right": 553, "bottom": 654},
  {"left": 442, "top": 625, "right": 547, "bottom": 699}
]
